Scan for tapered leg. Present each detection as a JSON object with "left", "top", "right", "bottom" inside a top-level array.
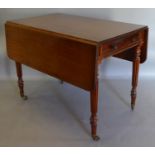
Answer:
[
  {"left": 131, "top": 46, "right": 141, "bottom": 110},
  {"left": 90, "top": 80, "right": 100, "bottom": 141},
  {"left": 15, "top": 62, "right": 28, "bottom": 100}
]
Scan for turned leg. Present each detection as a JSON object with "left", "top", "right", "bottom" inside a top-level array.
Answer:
[
  {"left": 90, "top": 80, "right": 100, "bottom": 141},
  {"left": 15, "top": 62, "right": 28, "bottom": 100},
  {"left": 131, "top": 46, "right": 141, "bottom": 110}
]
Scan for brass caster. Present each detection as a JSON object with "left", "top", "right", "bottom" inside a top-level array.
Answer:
[
  {"left": 92, "top": 135, "right": 100, "bottom": 141},
  {"left": 131, "top": 104, "right": 135, "bottom": 111},
  {"left": 22, "top": 95, "right": 28, "bottom": 100}
]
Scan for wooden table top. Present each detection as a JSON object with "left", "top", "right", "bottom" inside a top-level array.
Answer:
[{"left": 8, "top": 13, "right": 147, "bottom": 44}]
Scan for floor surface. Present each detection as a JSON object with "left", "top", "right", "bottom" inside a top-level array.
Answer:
[{"left": 0, "top": 78, "right": 155, "bottom": 146}]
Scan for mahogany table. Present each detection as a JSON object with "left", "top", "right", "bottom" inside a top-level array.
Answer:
[{"left": 5, "top": 14, "right": 148, "bottom": 140}]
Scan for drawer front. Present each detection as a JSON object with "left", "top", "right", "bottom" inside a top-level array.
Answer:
[{"left": 98, "top": 32, "right": 141, "bottom": 63}]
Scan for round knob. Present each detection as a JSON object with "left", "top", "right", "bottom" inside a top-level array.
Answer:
[
  {"left": 132, "top": 37, "right": 137, "bottom": 42},
  {"left": 110, "top": 44, "right": 118, "bottom": 50}
]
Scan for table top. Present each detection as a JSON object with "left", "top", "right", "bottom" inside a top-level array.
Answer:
[{"left": 8, "top": 13, "right": 147, "bottom": 44}]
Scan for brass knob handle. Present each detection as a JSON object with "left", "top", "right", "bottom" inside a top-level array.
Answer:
[
  {"left": 132, "top": 37, "right": 137, "bottom": 42},
  {"left": 110, "top": 44, "right": 118, "bottom": 50}
]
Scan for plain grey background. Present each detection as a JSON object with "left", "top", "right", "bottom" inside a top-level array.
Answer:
[{"left": 0, "top": 8, "right": 155, "bottom": 80}]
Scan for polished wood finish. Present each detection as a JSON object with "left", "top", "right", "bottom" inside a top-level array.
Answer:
[
  {"left": 5, "top": 22, "right": 96, "bottom": 91},
  {"left": 5, "top": 14, "right": 148, "bottom": 140},
  {"left": 9, "top": 14, "right": 146, "bottom": 43}
]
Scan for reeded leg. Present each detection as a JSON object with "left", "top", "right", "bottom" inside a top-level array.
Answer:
[
  {"left": 131, "top": 46, "right": 141, "bottom": 110},
  {"left": 90, "top": 80, "right": 100, "bottom": 141},
  {"left": 15, "top": 62, "right": 28, "bottom": 100}
]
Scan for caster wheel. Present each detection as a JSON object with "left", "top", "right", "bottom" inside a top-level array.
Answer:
[
  {"left": 131, "top": 104, "right": 135, "bottom": 111},
  {"left": 22, "top": 95, "right": 28, "bottom": 100},
  {"left": 92, "top": 135, "right": 100, "bottom": 141}
]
